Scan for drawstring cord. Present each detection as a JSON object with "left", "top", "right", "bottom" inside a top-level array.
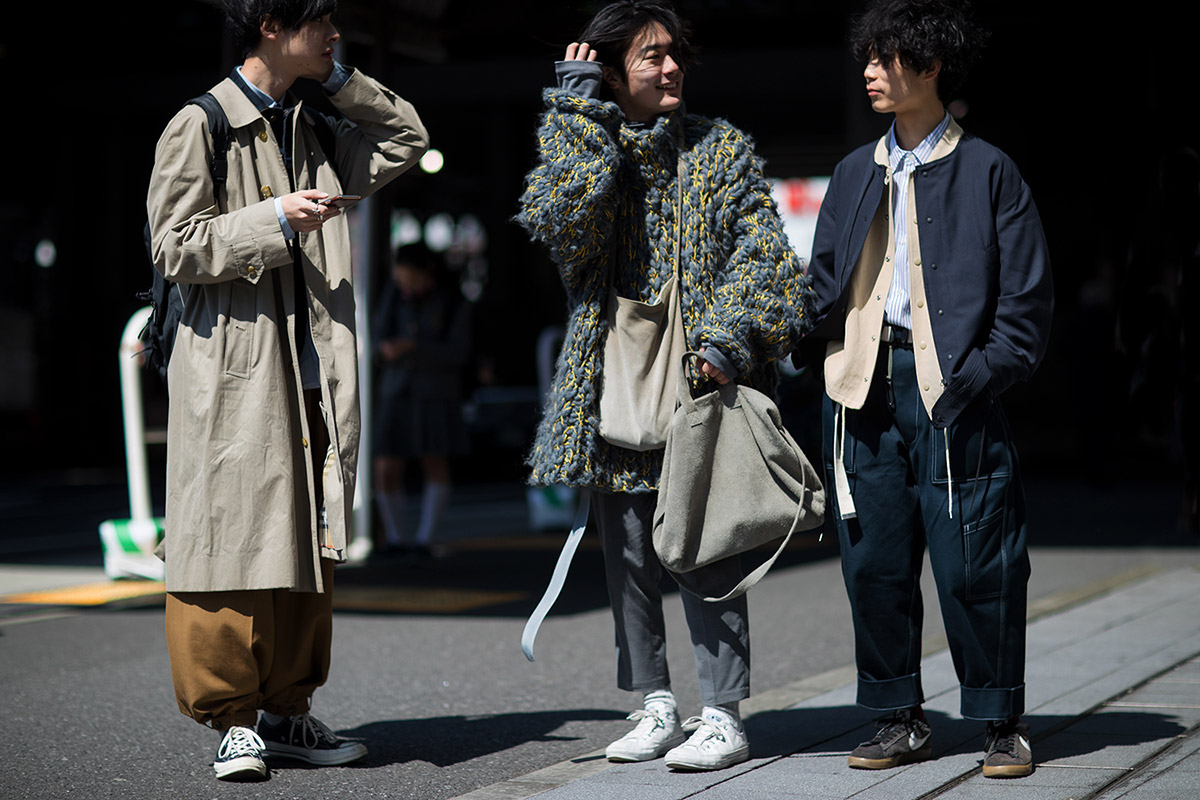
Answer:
[
  {"left": 944, "top": 428, "right": 953, "bottom": 519},
  {"left": 834, "top": 402, "right": 857, "bottom": 520}
]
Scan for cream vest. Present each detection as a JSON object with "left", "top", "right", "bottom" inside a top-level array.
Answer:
[{"left": 824, "top": 120, "right": 964, "bottom": 420}]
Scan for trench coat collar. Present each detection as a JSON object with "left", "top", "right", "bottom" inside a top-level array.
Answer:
[{"left": 209, "top": 72, "right": 303, "bottom": 131}]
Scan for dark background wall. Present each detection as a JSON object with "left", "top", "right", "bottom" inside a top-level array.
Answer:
[{"left": 1, "top": 1, "right": 1193, "bottom": 487}]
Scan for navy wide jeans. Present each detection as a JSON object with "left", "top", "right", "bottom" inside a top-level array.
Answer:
[{"left": 823, "top": 343, "right": 1030, "bottom": 721}]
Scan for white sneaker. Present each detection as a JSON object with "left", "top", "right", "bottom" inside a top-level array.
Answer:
[
  {"left": 213, "top": 725, "right": 268, "bottom": 781},
  {"left": 605, "top": 703, "right": 686, "bottom": 762},
  {"left": 664, "top": 710, "right": 750, "bottom": 771}
]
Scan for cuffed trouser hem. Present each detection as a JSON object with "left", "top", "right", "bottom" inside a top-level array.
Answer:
[
  {"left": 960, "top": 684, "right": 1025, "bottom": 721},
  {"left": 706, "top": 687, "right": 752, "bottom": 706},
  {"left": 857, "top": 672, "right": 924, "bottom": 712},
  {"left": 206, "top": 711, "right": 260, "bottom": 732}
]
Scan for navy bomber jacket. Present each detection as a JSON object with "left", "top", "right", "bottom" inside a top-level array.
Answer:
[{"left": 799, "top": 129, "right": 1054, "bottom": 429}]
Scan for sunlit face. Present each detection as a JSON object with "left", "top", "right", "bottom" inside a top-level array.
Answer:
[
  {"left": 607, "top": 22, "right": 684, "bottom": 123},
  {"left": 273, "top": 14, "right": 340, "bottom": 80},
  {"left": 863, "top": 53, "right": 937, "bottom": 116}
]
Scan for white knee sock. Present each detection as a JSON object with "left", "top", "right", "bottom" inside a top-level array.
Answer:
[{"left": 415, "top": 482, "right": 450, "bottom": 545}]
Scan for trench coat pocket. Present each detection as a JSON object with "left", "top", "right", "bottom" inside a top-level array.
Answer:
[{"left": 223, "top": 281, "right": 256, "bottom": 379}]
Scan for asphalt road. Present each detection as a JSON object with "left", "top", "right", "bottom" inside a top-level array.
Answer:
[{"left": 1, "top": 477, "right": 1196, "bottom": 800}]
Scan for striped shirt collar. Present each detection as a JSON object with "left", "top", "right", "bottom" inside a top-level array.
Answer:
[{"left": 887, "top": 111, "right": 951, "bottom": 169}]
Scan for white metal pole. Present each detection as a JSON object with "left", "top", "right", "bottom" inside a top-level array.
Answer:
[{"left": 119, "top": 307, "right": 154, "bottom": 523}]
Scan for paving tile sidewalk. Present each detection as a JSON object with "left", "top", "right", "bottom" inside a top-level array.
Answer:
[{"left": 460, "top": 565, "right": 1200, "bottom": 800}]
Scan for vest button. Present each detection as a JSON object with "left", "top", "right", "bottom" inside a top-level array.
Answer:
[{"left": 258, "top": 130, "right": 268, "bottom": 142}]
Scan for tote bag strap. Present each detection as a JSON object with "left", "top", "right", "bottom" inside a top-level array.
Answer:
[
  {"left": 521, "top": 489, "right": 591, "bottom": 661},
  {"left": 673, "top": 486, "right": 807, "bottom": 604}
]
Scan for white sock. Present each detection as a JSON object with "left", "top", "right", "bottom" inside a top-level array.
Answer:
[
  {"left": 702, "top": 703, "right": 742, "bottom": 729},
  {"left": 414, "top": 482, "right": 450, "bottom": 545},
  {"left": 643, "top": 688, "right": 677, "bottom": 711}
]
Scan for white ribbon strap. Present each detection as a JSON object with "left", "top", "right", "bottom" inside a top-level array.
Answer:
[{"left": 521, "top": 490, "right": 591, "bottom": 662}]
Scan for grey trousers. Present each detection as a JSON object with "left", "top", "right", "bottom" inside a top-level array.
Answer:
[{"left": 593, "top": 491, "right": 750, "bottom": 707}]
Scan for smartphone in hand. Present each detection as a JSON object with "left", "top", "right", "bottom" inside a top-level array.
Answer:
[{"left": 317, "top": 194, "right": 362, "bottom": 209}]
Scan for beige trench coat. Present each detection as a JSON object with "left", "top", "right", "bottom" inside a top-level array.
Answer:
[{"left": 146, "top": 70, "right": 427, "bottom": 593}]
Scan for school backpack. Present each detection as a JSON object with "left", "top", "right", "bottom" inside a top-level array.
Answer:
[{"left": 139, "top": 91, "right": 338, "bottom": 385}]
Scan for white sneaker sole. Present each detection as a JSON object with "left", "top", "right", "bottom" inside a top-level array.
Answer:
[
  {"left": 665, "top": 743, "right": 750, "bottom": 771},
  {"left": 213, "top": 755, "right": 267, "bottom": 781},
  {"left": 606, "top": 732, "right": 687, "bottom": 762}
]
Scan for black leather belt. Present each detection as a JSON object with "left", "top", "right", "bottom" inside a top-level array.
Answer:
[{"left": 882, "top": 324, "right": 912, "bottom": 348}]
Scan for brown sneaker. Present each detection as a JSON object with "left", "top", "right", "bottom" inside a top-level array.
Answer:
[
  {"left": 982, "top": 718, "right": 1033, "bottom": 778},
  {"left": 848, "top": 710, "right": 932, "bottom": 769}
]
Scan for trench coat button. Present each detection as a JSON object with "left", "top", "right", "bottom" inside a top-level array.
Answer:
[
  {"left": 920, "top": 342, "right": 928, "bottom": 350},
  {"left": 884, "top": 256, "right": 890, "bottom": 262},
  {"left": 923, "top": 384, "right": 930, "bottom": 391},
  {"left": 917, "top": 300, "right": 925, "bottom": 309},
  {"left": 301, "top": 437, "right": 308, "bottom": 448},
  {"left": 915, "top": 258, "right": 922, "bottom": 267},
  {"left": 247, "top": 266, "right": 256, "bottom": 275},
  {"left": 258, "top": 130, "right": 268, "bottom": 142},
  {"left": 261, "top": 185, "right": 273, "bottom": 199}
]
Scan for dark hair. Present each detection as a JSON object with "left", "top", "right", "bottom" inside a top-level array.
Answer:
[
  {"left": 578, "top": 0, "right": 697, "bottom": 95},
  {"left": 223, "top": 0, "right": 339, "bottom": 58},
  {"left": 394, "top": 242, "right": 440, "bottom": 273},
  {"left": 849, "top": 0, "right": 988, "bottom": 102}
]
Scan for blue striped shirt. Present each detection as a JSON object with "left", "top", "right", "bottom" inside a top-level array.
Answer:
[{"left": 884, "top": 112, "right": 951, "bottom": 330}]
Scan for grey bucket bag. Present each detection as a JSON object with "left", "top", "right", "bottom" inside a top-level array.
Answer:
[{"left": 652, "top": 354, "right": 826, "bottom": 602}]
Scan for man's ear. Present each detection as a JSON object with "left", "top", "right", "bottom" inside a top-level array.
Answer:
[
  {"left": 259, "top": 14, "right": 281, "bottom": 40},
  {"left": 924, "top": 59, "right": 941, "bottom": 83},
  {"left": 602, "top": 65, "right": 621, "bottom": 89}
]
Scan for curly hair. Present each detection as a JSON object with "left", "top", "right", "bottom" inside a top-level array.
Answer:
[
  {"left": 223, "top": 0, "right": 339, "bottom": 58},
  {"left": 578, "top": 0, "right": 698, "bottom": 97},
  {"left": 849, "top": 0, "right": 988, "bottom": 101}
]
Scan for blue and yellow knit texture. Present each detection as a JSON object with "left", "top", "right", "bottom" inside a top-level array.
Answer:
[{"left": 517, "top": 88, "right": 814, "bottom": 493}]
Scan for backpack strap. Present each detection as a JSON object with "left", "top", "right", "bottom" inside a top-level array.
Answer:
[{"left": 185, "top": 92, "right": 232, "bottom": 187}]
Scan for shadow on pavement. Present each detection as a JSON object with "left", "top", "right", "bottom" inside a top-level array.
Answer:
[
  {"left": 742, "top": 706, "right": 1189, "bottom": 762},
  {"left": 337, "top": 708, "right": 628, "bottom": 768}
]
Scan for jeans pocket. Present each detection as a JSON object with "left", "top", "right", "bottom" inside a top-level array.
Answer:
[{"left": 962, "top": 507, "right": 1005, "bottom": 601}]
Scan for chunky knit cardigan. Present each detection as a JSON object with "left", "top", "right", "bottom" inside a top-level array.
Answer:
[{"left": 517, "top": 88, "right": 813, "bottom": 493}]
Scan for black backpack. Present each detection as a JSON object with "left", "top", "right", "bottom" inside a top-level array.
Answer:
[
  {"left": 140, "top": 93, "right": 231, "bottom": 385},
  {"left": 139, "top": 92, "right": 338, "bottom": 384}
]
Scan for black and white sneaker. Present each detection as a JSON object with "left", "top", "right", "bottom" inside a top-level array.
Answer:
[
  {"left": 213, "top": 725, "right": 268, "bottom": 781},
  {"left": 848, "top": 709, "right": 933, "bottom": 769},
  {"left": 257, "top": 713, "right": 367, "bottom": 766}
]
